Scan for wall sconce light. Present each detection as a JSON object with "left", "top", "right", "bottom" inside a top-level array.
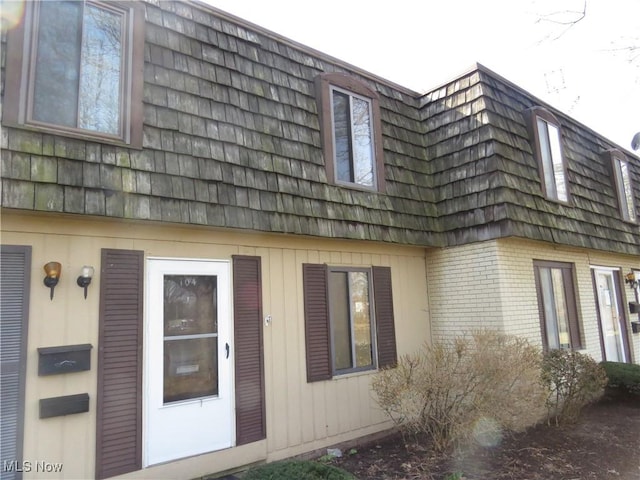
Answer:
[
  {"left": 625, "top": 271, "right": 639, "bottom": 290},
  {"left": 76, "top": 266, "right": 95, "bottom": 299},
  {"left": 43, "top": 262, "right": 62, "bottom": 300}
]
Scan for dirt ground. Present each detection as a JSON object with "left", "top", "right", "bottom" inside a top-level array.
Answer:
[{"left": 333, "top": 394, "right": 640, "bottom": 480}]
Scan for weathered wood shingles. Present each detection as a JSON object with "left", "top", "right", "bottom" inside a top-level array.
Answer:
[{"left": 1, "top": 2, "right": 638, "bottom": 256}]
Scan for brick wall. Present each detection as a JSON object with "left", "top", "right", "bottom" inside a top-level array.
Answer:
[{"left": 427, "top": 238, "right": 640, "bottom": 364}]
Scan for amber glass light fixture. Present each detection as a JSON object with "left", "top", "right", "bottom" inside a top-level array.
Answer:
[
  {"left": 43, "top": 262, "right": 62, "bottom": 300},
  {"left": 76, "top": 265, "right": 95, "bottom": 299},
  {"left": 625, "top": 271, "right": 639, "bottom": 289}
]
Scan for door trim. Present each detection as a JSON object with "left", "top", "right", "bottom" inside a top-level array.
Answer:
[{"left": 592, "top": 267, "right": 631, "bottom": 363}]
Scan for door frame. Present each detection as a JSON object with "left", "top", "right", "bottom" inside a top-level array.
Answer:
[
  {"left": 591, "top": 266, "right": 631, "bottom": 363},
  {"left": 143, "top": 257, "right": 235, "bottom": 466}
]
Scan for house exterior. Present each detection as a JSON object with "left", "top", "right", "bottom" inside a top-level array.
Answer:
[{"left": 0, "top": 1, "right": 638, "bottom": 479}]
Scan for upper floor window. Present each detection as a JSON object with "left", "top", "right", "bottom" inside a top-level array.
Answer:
[
  {"left": 605, "top": 150, "right": 637, "bottom": 223},
  {"left": 315, "top": 73, "right": 385, "bottom": 191},
  {"left": 525, "top": 107, "right": 569, "bottom": 203},
  {"left": 3, "top": 0, "right": 144, "bottom": 147}
]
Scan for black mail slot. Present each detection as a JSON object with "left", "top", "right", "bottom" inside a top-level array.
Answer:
[
  {"left": 40, "top": 393, "right": 89, "bottom": 419},
  {"left": 38, "top": 344, "right": 92, "bottom": 376}
]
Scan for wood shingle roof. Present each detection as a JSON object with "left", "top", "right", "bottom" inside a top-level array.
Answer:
[{"left": 1, "top": 1, "right": 638, "bottom": 256}]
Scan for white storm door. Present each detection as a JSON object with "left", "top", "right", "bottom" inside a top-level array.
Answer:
[
  {"left": 145, "top": 259, "right": 233, "bottom": 466},
  {"left": 594, "top": 269, "right": 627, "bottom": 363}
]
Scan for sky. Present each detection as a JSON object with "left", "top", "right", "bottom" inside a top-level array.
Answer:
[{"left": 203, "top": 0, "right": 640, "bottom": 152}]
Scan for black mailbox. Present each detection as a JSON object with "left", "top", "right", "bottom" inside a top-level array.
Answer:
[
  {"left": 629, "top": 302, "right": 640, "bottom": 314},
  {"left": 38, "top": 344, "right": 92, "bottom": 376},
  {"left": 40, "top": 393, "right": 89, "bottom": 419}
]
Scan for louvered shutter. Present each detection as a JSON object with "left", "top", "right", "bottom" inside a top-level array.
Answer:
[
  {"left": 96, "top": 249, "right": 143, "bottom": 479},
  {"left": 372, "top": 266, "right": 397, "bottom": 368},
  {"left": 232, "top": 255, "right": 266, "bottom": 445},
  {"left": 303, "top": 264, "right": 332, "bottom": 382},
  {"left": 0, "top": 246, "right": 31, "bottom": 480}
]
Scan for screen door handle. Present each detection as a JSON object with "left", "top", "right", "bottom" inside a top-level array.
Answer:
[{"left": 225, "top": 343, "right": 230, "bottom": 359}]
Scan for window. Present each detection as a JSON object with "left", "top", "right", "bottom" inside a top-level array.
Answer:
[
  {"left": 315, "top": 73, "right": 385, "bottom": 191},
  {"left": 606, "top": 150, "right": 637, "bottom": 223},
  {"left": 329, "top": 268, "right": 374, "bottom": 372},
  {"left": 4, "top": 0, "right": 144, "bottom": 146},
  {"left": 303, "top": 264, "right": 396, "bottom": 381},
  {"left": 533, "top": 260, "right": 582, "bottom": 350},
  {"left": 525, "top": 107, "right": 569, "bottom": 202}
]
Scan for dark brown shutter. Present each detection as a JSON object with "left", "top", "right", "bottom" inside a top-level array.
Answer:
[
  {"left": 96, "top": 249, "right": 143, "bottom": 479},
  {"left": 303, "top": 263, "right": 332, "bottom": 382},
  {"left": 0, "top": 245, "right": 31, "bottom": 480},
  {"left": 232, "top": 255, "right": 266, "bottom": 445},
  {"left": 372, "top": 266, "right": 397, "bottom": 368}
]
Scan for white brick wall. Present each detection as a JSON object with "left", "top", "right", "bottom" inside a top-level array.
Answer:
[{"left": 426, "top": 238, "right": 640, "bottom": 364}]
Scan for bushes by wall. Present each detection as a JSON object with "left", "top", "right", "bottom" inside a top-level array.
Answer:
[
  {"left": 371, "top": 331, "right": 548, "bottom": 452},
  {"left": 600, "top": 361, "right": 640, "bottom": 396},
  {"left": 541, "top": 349, "right": 608, "bottom": 424}
]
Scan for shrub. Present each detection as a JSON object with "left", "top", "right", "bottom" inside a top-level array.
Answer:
[
  {"left": 600, "top": 361, "right": 640, "bottom": 396},
  {"left": 541, "top": 349, "right": 607, "bottom": 424},
  {"left": 242, "top": 460, "right": 356, "bottom": 480},
  {"left": 371, "top": 331, "right": 548, "bottom": 452}
]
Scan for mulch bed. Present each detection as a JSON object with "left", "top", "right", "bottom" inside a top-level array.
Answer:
[{"left": 333, "top": 395, "right": 640, "bottom": 479}]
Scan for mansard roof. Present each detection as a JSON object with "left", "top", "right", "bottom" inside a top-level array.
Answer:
[{"left": 1, "top": 0, "right": 638, "bottom": 256}]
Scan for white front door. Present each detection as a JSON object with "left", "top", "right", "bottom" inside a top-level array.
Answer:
[
  {"left": 145, "top": 259, "right": 234, "bottom": 466},
  {"left": 594, "top": 269, "right": 627, "bottom": 363}
]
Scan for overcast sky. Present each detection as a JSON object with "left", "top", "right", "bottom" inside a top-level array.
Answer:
[{"left": 204, "top": 0, "right": 639, "bottom": 152}]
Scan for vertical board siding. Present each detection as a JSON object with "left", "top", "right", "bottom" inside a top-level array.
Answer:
[
  {"left": 0, "top": 246, "right": 31, "bottom": 480},
  {"left": 302, "top": 264, "right": 332, "bottom": 382},
  {"left": 233, "top": 255, "right": 266, "bottom": 445},
  {"left": 96, "top": 249, "right": 143, "bottom": 479},
  {"left": 372, "top": 266, "right": 397, "bottom": 368}
]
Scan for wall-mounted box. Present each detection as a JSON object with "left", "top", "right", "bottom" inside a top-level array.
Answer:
[
  {"left": 632, "top": 322, "right": 640, "bottom": 334},
  {"left": 37, "top": 344, "right": 92, "bottom": 376},
  {"left": 629, "top": 302, "right": 640, "bottom": 314},
  {"left": 39, "top": 393, "right": 89, "bottom": 419}
]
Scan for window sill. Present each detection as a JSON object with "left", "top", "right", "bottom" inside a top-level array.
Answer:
[
  {"left": 2, "top": 120, "right": 142, "bottom": 151},
  {"left": 331, "top": 367, "right": 377, "bottom": 381}
]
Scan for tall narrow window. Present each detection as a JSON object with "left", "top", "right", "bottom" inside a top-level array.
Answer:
[
  {"left": 4, "top": 0, "right": 144, "bottom": 146},
  {"left": 525, "top": 108, "right": 569, "bottom": 202},
  {"left": 533, "top": 260, "right": 582, "bottom": 350},
  {"left": 315, "top": 73, "right": 385, "bottom": 191},
  {"left": 331, "top": 88, "right": 375, "bottom": 188},
  {"left": 610, "top": 152, "right": 637, "bottom": 222},
  {"left": 329, "top": 269, "right": 374, "bottom": 372}
]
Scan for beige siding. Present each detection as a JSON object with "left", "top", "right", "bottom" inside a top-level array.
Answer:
[
  {"left": 2, "top": 210, "right": 429, "bottom": 480},
  {"left": 427, "top": 238, "right": 640, "bottom": 363}
]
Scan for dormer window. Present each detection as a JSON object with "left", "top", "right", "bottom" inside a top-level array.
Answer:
[
  {"left": 605, "top": 150, "right": 637, "bottom": 222},
  {"left": 315, "top": 73, "right": 385, "bottom": 191},
  {"left": 3, "top": 0, "right": 144, "bottom": 147},
  {"left": 525, "top": 107, "right": 569, "bottom": 202}
]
